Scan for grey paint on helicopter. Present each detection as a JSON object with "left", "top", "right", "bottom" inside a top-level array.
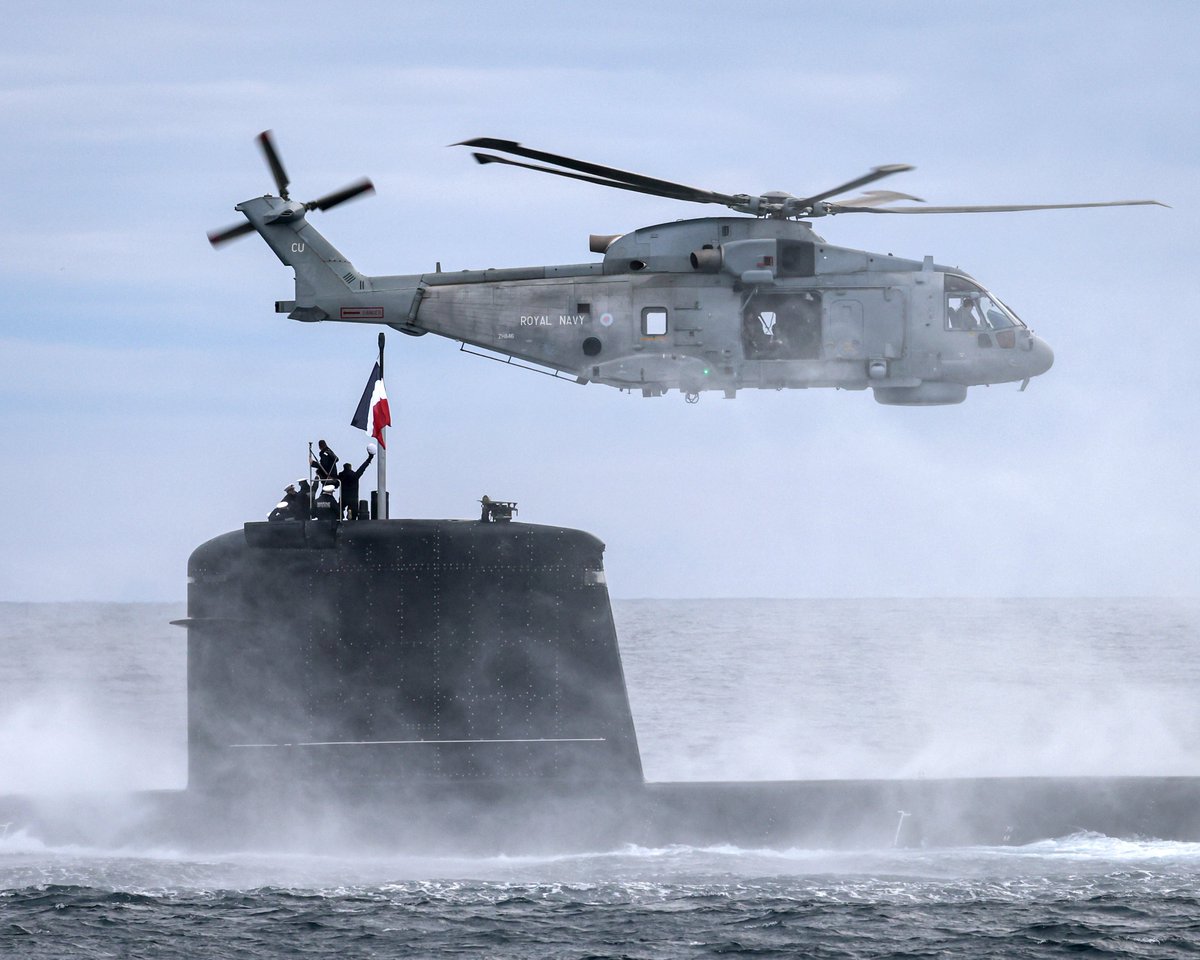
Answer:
[{"left": 217, "top": 135, "right": 1080, "bottom": 406}]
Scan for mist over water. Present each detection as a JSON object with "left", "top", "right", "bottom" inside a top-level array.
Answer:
[
  {"left": 1, "top": 598, "right": 1198, "bottom": 794},
  {"left": 0, "top": 603, "right": 186, "bottom": 793},
  {"left": 2, "top": 599, "right": 1200, "bottom": 957},
  {"left": 618, "top": 597, "right": 1200, "bottom": 781}
]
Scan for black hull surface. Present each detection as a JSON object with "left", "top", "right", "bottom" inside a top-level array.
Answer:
[
  {"left": 3, "top": 776, "right": 1200, "bottom": 852},
  {"left": 183, "top": 519, "right": 644, "bottom": 794},
  {"left": 4, "top": 518, "right": 1195, "bottom": 852}
]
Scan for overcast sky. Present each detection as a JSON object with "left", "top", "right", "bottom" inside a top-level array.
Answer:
[{"left": 1, "top": 0, "right": 1196, "bottom": 601}]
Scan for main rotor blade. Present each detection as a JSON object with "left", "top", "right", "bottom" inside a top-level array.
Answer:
[
  {"left": 459, "top": 137, "right": 742, "bottom": 206},
  {"left": 836, "top": 190, "right": 925, "bottom": 208},
  {"left": 829, "top": 199, "right": 1168, "bottom": 215},
  {"left": 798, "top": 164, "right": 914, "bottom": 206},
  {"left": 307, "top": 178, "right": 375, "bottom": 211},
  {"left": 470, "top": 152, "right": 729, "bottom": 205},
  {"left": 207, "top": 220, "right": 256, "bottom": 246},
  {"left": 257, "top": 130, "right": 290, "bottom": 199}
]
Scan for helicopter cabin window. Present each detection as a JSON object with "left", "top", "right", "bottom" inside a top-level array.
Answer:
[
  {"left": 741, "top": 291, "right": 822, "bottom": 360},
  {"left": 642, "top": 307, "right": 668, "bottom": 337},
  {"left": 944, "top": 275, "right": 1025, "bottom": 347}
]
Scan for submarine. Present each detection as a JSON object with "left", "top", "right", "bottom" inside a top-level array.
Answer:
[
  {"left": 174, "top": 507, "right": 1200, "bottom": 849},
  {"left": 7, "top": 500, "right": 1197, "bottom": 854}
]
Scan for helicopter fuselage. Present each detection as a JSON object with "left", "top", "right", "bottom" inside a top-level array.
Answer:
[{"left": 242, "top": 196, "right": 1053, "bottom": 405}]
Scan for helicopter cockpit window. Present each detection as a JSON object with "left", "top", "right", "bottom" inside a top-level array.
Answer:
[
  {"left": 945, "top": 276, "right": 1025, "bottom": 344},
  {"left": 642, "top": 307, "right": 668, "bottom": 337}
]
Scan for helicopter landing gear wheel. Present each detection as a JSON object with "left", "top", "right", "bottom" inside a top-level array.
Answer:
[{"left": 685, "top": 392, "right": 700, "bottom": 404}]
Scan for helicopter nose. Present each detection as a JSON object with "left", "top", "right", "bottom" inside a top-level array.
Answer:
[{"left": 1029, "top": 336, "right": 1054, "bottom": 377}]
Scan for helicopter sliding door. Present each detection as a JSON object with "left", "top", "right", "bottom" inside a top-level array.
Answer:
[{"left": 824, "top": 288, "right": 905, "bottom": 361}]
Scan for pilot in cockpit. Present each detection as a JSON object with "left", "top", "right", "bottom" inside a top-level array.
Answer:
[{"left": 950, "top": 296, "right": 981, "bottom": 330}]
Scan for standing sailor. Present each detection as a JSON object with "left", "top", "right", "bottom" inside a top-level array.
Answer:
[
  {"left": 312, "top": 439, "right": 339, "bottom": 481},
  {"left": 337, "top": 451, "right": 375, "bottom": 520},
  {"left": 314, "top": 482, "right": 339, "bottom": 520}
]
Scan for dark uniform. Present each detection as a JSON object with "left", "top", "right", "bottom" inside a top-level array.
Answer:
[
  {"left": 296, "top": 480, "right": 313, "bottom": 519},
  {"left": 313, "top": 440, "right": 339, "bottom": 481},
  {"left": 269, "top": 485, "right": 299, "bottom": 522},
  {"left": 337, "top": 453, "right": 375, "bottom": 520},
  {"left": 314, "top": 484, "right": 339, "bottom": 521}
]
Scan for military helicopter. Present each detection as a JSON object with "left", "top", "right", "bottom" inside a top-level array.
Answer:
[{"left": 209, "top": 133, "right": 1163, "bottom": 405}]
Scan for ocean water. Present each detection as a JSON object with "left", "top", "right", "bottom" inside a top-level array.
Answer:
[{"left": 1, "top": 598, "right": 1199, "bottom": 957}]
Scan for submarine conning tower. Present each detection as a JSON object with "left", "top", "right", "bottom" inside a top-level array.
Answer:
[{"left": 182, "top": 517, "right": 644, "bottom": 796}]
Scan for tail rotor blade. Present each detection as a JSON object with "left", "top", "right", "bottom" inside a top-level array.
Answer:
[
  {"left": 210, "top": 131, "right": 377, "bottom": 250},
  {"left": 307, "top": 178, "right": 375, "bottom": 211},
  {"left": 207, "top": 220, "right": 256, "bottom": 246},
  {"left": 257, "top": 130, "right": 290, "bottom": 199}
]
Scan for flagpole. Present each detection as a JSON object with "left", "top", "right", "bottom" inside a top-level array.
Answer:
[{"left": 377, "top": 331, "right": 387, "bottom": 519}]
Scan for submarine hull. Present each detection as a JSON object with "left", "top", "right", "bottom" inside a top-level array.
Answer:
[
  {"left": 170, "top": 518, "right": 1200, "bottom": 848},
  {"left": 4, "top": 775, "right": 1200, "bottom": 852},
  {"left": 4, "top": 517, "right": 1200, "bottom": 851}
]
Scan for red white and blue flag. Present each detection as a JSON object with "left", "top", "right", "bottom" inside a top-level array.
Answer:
[{"left": 351, "top": 362, "right": 391, "bottom": 447}]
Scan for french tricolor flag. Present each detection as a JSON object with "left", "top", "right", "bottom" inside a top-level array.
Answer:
[{"left": 351, "top": 362, "right": 391, "bottom": 447}]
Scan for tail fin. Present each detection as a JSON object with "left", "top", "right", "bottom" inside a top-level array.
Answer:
[{"left": 235, "top": 195, "right": 362, "bottom": 304}]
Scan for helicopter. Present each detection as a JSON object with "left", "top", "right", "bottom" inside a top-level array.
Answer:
[{"left": 209, "top": 133, "right": 1163, "bottom": 405}]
